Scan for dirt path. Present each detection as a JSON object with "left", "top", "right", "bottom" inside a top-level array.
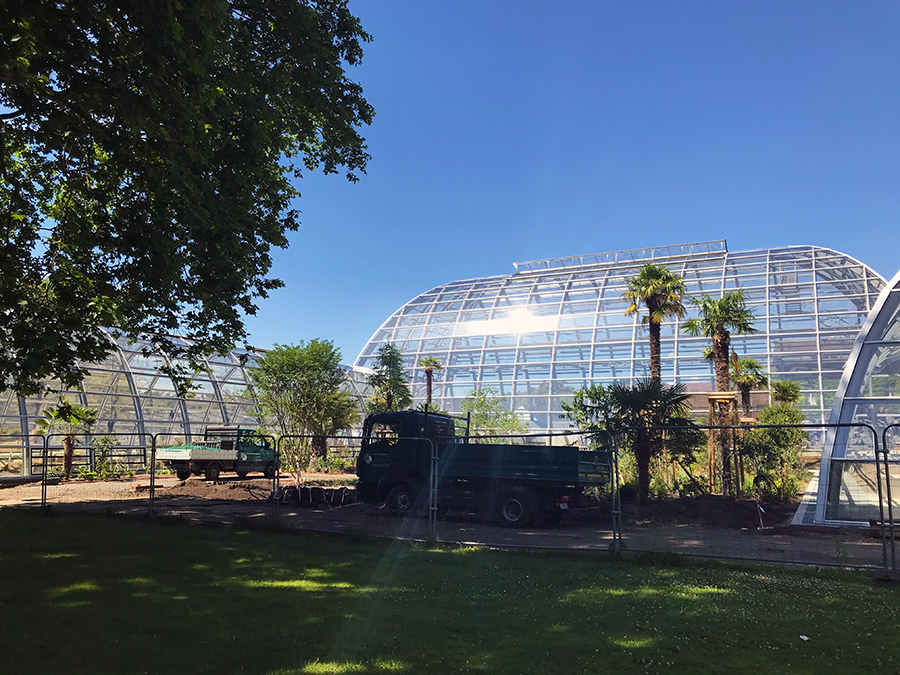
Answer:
[{"left": 1, "top": 474, "right": 890, "bottom": 570}]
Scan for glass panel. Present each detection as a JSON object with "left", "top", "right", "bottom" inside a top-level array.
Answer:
[
  {"left": 846, "top": 345, "right": 900, "bottom": 397},
  {"left": 591, "top": 362, "right": 631, "bottom": 380},
  {"left": 515, "top": 364, "right": 551, "bottom": 380},
  {"left": 593, "top": 343, "right": 633, "bottom": 360},
  {"left": 770, "top": 354, "right": 819, "bottom": 373},
  {"left": 770, "top": 315, "right": 818, "bottom": 331},
  {"left": 450, "top": 351, "right": 481, "bottom": 366},
  {"left": 554, "top": 345, "right": 592, "bottom": 361},
  {"left": 818, "top": 312, "right": 869, "bottom": 329},
  {"left": 594, "top": 326, "right": 635, "bottom": 341},
  {"left": 482, "top": 349, "right": 516, "bottom": 364},
  {"left": 867, "top": 291, "right": 900, "bottom": 341},
  {"left": 817, "top": 296, "right": 868, "bottom": 313},
  {"left": 769, "top": 283, "right": 814, "bottom": 299}
]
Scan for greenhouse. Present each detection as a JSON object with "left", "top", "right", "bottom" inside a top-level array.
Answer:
[
  {"left": 357, "top": 241, "right": 885, "bottom": 434},
  {"left": 0, "top": 334, "right": 372, "bottom": 477},
  {"left": 817, "top": 268, "right": 900, "bottom": 523}
]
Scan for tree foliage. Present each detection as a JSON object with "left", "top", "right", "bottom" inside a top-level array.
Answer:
[
  {"left": 560, "top": 384, "right": 616, "bottom": 444},
  {"left": 366, "top": 343, "right": 412, "bottom": 413},
  {"left": 460, "top": 386, "right": 528, "bottom": 442},
  {"left": 743, "top": 404, "right": 809, "bottom": 499},
  {"left": 563, "top": 380, "right": 703, "bottom": 505},
  {"left": 249, "top": 340, "right": 360, "bottom": 481},
  {"left": 771, "top": 379, "right": 802, "bottom": 405},
  {"left": 682, "top": 291, "right": 757, "bottom": 394},
  {"left": 730, "top": 354, "right": 768, "bottom": 417},
  {"left": 1, "top": 0, "right": 373, "bottom": 396},
  {"left": 622, "top": 264, "right": 686, "bottom": 383}
]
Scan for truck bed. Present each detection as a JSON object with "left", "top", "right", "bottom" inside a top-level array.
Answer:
[
  {"left": 439, "top": 442, "right": 612, "bottom": 485},
  {"left": 156, "top": 444, "right": 239, "bottom": 462}
]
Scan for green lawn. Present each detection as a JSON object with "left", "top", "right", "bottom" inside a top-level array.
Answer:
[{"left": 1, "top": 509, "right": 898, "bottom": 675}]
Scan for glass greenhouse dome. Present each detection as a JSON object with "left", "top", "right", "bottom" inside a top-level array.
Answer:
[
  {"left": 0, "top": 333, "right": 372, "bottom": 478},
  {"left": 356, "top": 241, "right": 885, "bottom": 435},
  {"left": 817, "top": 269, "right": 900, "bottom": 523}
]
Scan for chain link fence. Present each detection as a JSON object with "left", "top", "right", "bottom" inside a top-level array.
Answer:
[{"left": 1, "top": 421, "right": 896, "bottom": 572}]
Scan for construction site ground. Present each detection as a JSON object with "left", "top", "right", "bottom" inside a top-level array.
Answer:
[{"left": 0, "top": 472, "right": 892, "bottom": 570}]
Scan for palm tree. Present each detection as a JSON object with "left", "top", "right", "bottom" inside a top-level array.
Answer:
[
  {"left": 367, "top": 343, "right": 412, "bottom": 413},
  {"left": 623, "top": 264, "right": 687, "bottom": 383},
  {"left": 683, "top": 291, "right": 757, "bottom": 392},
  {"left": 34, "top": 397, "right": 99, "bottom": 479},
  {"left": 417, "top": 356, "right": 443, "bottom": 407},
  {"left": 682, "top": 291, "right": 757, "bottom": 494},
  {"left": 731, "top": 354, "right": 768, "bottom": 418},
  {"left": 608, "top": 380, "right": 693, "bottom": 506},
  {"left": 771, "top": 379, "right": 801, "bottom": 406}
]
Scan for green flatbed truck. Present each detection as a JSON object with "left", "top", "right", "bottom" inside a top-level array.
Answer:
[
  {"left": 157, "top": 426, "right": 277, "bottom": 481},
  {"left": 355, "top": 410, "right": 613, "bottom": 527}
]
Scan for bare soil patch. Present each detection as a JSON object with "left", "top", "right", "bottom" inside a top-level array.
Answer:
[{"left": 621, "top": 494, "right": 799, "bottom": 530}]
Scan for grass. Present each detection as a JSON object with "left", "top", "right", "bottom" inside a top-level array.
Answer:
[{"left": 1, "top": 509, "right": 898, "bottom": 675}]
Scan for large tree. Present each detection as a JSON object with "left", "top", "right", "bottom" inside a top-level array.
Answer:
[
  {"left": 1, "top": 1, "right": 373, "bottom": 396},
  {"left": 249, "top": 340, "right": 359, "bottom": 482},
  {"left": 366, "top": 343, "right": 412, "bottom": 413},
  {"left": 622, "top": 264, "right": 686, "bottom": 383},
  {"left": 607, "top": 380, "right": 698, "bottom": 506},
  {"left": 682, "top": 291, "right": 756, "bottom": 494},
  {"left": 564, "top": 381, "right": 700, "bottom": 505}
]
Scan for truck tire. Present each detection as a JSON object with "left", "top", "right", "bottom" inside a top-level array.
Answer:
[
  {"left": 263, "top": 462, "right": 276, "bottom": 480},
  {"left": 204, "top": 463, "right": 221, "bottom": 481},
  {"left": 495, "top": 491, "right": 532, "bottom": 527},
  {"left": 386, "top": 484, "right": 415, "bottom": 517},
  {"left": 175, "top": 467, "right": 190, "bottom": 481}
]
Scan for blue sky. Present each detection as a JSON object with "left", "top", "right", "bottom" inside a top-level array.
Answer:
[{"left": 242, "top": 0, "right": 900, "bottom": 363}]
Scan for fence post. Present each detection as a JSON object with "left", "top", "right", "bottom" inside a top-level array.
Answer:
[
  {"left": 880, "top": 425, "right": 897, "bottom": 572},
  {"left": 40, "top": 435, "right": 49, "bottom": 512},
  {"left": 611, "top": 432, "right": 622, "bottom": 554},
  {"left": 272, "top": 443, "right": 280, "bottom": 526},
  {"left": 429, "top": 438, "right": 437, "bottom": 543},
  {"left": 149, "top": 435, "right": 157, "bottom": 517}
]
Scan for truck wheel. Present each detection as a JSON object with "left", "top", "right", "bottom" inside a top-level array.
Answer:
[
  {"left": 175, "top": 467, "right": 190, "bottom": 481},
  {"left": 204, "top": 463, "right": 221, "bottom": 481},
  {"left": 263, "top": 462, "right": 276, "bottom": 480},
  {"left": 496, "top": 492, "right": 532, "bottom": 527},
  {"left": 386, "top": 484, "right": 415, "bottom": 517}
]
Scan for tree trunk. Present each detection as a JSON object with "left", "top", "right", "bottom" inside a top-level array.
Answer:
[
  {"left": 712, "top": 332, "right": 731, "bottom": 393},
  {"left": 716, "top": 406, "right": 733, "bottom": 495},
  {"left": 308, "top": 435, "right": 327, "bottom": 472},
  {"left": 425, "top": 370, "right": 433, "bottom": 405},
  {"left": 636, "top": 429, "right": 651, "bottom": 506},
  {"left": 713, "top": 331, "right": 732, "bottom": 495},
  {"left": 63, "top": 434, "right": 75, "bottom": 479},
  {"left": 648, "top": 319, "right": 662, "bottom": 383},
  {"left": 740, "top": 385, "right": 752, "bottom": 418}
]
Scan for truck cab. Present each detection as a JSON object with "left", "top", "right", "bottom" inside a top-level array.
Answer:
[{"left": 355, "top": 410, "right": 455, "bottom": 504}]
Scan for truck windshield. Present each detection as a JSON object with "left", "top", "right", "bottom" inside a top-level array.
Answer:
[{"left": 370, "top": 421, "right": 400, "bottom": 446}]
